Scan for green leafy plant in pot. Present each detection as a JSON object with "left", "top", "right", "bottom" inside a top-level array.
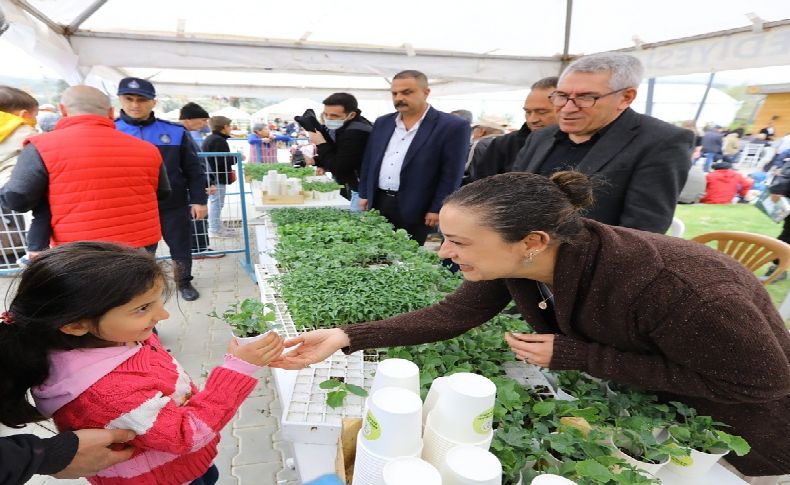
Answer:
[
  {"left": 610, "top": 416, "right": 687, "bottom": 476},
  {"left": 665, "top": 401, "right": 750, "bottom": 477},
  {"left": 208, "top": 298, "right": 278, "bottom": 343}
]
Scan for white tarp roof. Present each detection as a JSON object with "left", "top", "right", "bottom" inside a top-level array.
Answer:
[{"left": 2, "top": 0, "right": 790, "bottom": 99}]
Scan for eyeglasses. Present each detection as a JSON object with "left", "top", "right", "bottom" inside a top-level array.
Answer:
[{"left": 548, "top": 88, "right": 627, "bottom": 108}]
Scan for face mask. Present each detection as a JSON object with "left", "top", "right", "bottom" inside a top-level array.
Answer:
[{"left": 324, "top": 119, "right": 346, "bottom": 130}]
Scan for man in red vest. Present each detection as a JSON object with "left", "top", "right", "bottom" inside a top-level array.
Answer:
[{"left": 0, "top": 86, "right": 169, "bottom": 253}]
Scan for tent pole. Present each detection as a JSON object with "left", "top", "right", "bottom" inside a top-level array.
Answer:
[
  {"left": 560, "top": 0, "right": 574, "bottom": 73},
  {"left": 644, "top": 77, "right": 656, "bottom": 116},
  {"left": 8, "top": 0, "right": 62, "bottom": 34},
  {"left": 693, "top": 72, "right": 715, "bottom": 125},
  {"left": 66, "top": 0, "right": 108, "bottom": 34}
]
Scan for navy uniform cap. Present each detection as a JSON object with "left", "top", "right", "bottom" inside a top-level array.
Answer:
[{"left": 117, "top": 77, "right": 156, "bottom": 99}]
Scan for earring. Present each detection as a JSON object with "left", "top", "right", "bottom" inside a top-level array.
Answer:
[{"left": 524, "top": 252, "right": 534, "bottom": 265}]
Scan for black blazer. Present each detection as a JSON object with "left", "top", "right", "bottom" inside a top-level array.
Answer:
[
  {"left": 512, "top": 108, "right": 694, "bottom": 234},
  {"left": 359, "top": 107, "right": 471, "bottom": 224}
]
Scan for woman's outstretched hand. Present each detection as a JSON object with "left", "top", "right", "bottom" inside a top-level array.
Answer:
[
  {"left": 505, "top": 332, "right": 555, "bottom": 368},
  {"left": 269, "top": 328, "right": 351, "bottom": 369}
]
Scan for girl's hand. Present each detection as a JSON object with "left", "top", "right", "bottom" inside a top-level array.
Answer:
[
  {"left": 505, "top": 332, "right": 555, "bottom": 368},
  {"left": 228, "top": 332, "right": 284, "bottom": 367},
  {"left": 269, "top": 328, "right": 350, "bottom": 369}
]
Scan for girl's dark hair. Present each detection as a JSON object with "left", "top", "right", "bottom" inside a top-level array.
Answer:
[
  {"left": 444, "top": 171, "right": 595, "bottom": 243},
  {"left": 0, "top": 241, "right": 169, "bottom": 427}
]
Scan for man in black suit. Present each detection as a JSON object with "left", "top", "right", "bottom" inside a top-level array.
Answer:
[
  {"left": 358, "top": 70, "right": 470, "bottom": 245},
  {"left": 512, "top": 53, "right": 693, "bottom": 234}
]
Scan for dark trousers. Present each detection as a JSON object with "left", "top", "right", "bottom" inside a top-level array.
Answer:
[
  {"left": 157, "top": 205, "right": 193, "bottom": 287},
  {"left": 189, "top": 464, "right": 218, "bottom": 485},
  {"left": 372, "top": 189, "right": 430, "bottom": 246}
]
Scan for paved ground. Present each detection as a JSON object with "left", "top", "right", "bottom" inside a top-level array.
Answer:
[{"left": 0, "top": 250, "right": 298, "bottom": 485}]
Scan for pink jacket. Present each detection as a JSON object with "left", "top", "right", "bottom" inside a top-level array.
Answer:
[{"left": 32, "top": 335, "right": 259, "bottom": 485}]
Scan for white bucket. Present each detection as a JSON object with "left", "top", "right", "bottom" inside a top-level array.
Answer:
[
  {"left": 231, "top": 328, "right": 272, "bottom": 345},
  {"left": 531, "top": 474, "right": 579, "bottom": 484}
]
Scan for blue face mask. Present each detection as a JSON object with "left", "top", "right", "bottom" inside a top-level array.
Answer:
[{"left": 324, "top": 119, "right": 345, "bottom": 130}]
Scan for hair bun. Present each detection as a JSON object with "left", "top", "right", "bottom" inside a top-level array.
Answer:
[{"left": 549, "top": 171, "right": 594, "bottom": 210}]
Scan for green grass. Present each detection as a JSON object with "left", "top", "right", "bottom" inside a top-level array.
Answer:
[{"left": 673, "top": 204, "right": 790, "bottom": 317}]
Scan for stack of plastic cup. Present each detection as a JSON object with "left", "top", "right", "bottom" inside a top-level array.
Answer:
[
  {"left": 382, "top": 457, "right": 442, "bottom": 485},
  {"left": 423, "top": 373, "right": 496, "bottom": 468},
  {"left": 441, "top": 445, "right": 502, "bottom": 485},
  {"left": 353, "top": 387, "right": 424, "bottom": 485},
  {"left": 422, "top": 376, "right": 449, "bottom": 426},
  {"left": 370, "top": 358, "right": 421, "bottom": 396}
]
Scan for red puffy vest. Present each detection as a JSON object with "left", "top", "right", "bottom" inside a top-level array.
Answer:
[{"left": 27, "top": 115, "right": 163, "bottom": 247}]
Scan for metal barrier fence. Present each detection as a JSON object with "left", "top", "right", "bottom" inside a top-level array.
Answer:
[
  {"left": 182, "top": 152, "right": 255, "bottom": 280},
  {"left": 0, "top": 152, "right": 255, "bottom": 281}
]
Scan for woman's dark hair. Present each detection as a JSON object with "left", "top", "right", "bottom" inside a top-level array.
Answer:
[
  {"left": 0, "top": 241, "right": 169, "bottom": 427},
  {"left": 444, "top": 171, "right": 595, "bottom": 243}
]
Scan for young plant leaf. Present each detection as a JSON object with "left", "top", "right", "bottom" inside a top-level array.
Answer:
[
  {"left": 326, "top": 390, "right": 347, "bottom": 409},
  {"left": 344, "top": 383, "right": 368, "bottom": 397},
  {"left": 319, "top": 378, "right": 343, "bottom": 390}
]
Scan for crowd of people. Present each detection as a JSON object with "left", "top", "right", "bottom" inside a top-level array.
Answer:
[{"left": 0, "top": 51, "right": 788, "bottom": 484}]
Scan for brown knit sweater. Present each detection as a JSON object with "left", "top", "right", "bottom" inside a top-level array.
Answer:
[{"left": 343, "top": 219, "right": 790, "bottom": 476}]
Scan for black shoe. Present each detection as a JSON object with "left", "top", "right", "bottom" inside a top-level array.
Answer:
[{"left": 179, "top": 283, "right": 200, "bottom": 301}]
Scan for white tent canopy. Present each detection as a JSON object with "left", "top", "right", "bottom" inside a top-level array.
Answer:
[
  {"left": 2, "top": 0, "right": 790, "bottom": 99},
  {"left": 210, "top": 106, "right": 251, "bottom": 121}
]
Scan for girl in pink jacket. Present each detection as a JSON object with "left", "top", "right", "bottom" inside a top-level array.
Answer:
[{"left": 0, "top": 241, "right": 283, "bottom": 485}]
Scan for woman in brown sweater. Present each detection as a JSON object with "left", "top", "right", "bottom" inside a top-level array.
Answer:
[{"left": 271, "top": 172, "right": 790, "bottom": 477}]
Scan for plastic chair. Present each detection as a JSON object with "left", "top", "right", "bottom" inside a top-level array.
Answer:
[
  {"left": 691, "top": 231, "right": 790, "bottom": 285},
  {"left": 737, "top": 143, "right": 764, "bottom": 168}
]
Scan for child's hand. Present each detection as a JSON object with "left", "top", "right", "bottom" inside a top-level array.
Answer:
[{"left": 228, "top": 332, "right": 284, "bottom": 367}]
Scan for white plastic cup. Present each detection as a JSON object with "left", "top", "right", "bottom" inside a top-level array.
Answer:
[
  {"left": 231, "top": 328, "right": 272, "bottom": 345},
  {"left": 370, "top": 358, "right": 421, "bottom": 397},
  {"left": 664, "top": 448, "right": 727, "bottom": 477},
  {"left": 422, "top": 412, "right": 493, "bottom": 469},
  {"left": 383, "top": 457, "right": 441, "bottom": 485},
  {"left": 531, "top": 474, "right": 579, "bottom": 484},
  {"left": 353, "top": 430, "right": 423, "bottom": 485},
  {"left": 442, "top": 445, "right": 502, "bottom": 485},
  {"left": 360, "top": 387, "right": 423, "bottom": 457},
  {"left": 422, "top": 376, "right": 450, "bottom": 426},
  {"left": 431, "top": 373, "right": 496, "bottom": 443}
]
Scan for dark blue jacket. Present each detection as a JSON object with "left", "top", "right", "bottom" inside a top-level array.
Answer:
[
  {"left": 116, "top": 111, "right": 207, "bottom": 209},
  {"left": 358, "top": 106, "right": 470, "bottom": 224}
]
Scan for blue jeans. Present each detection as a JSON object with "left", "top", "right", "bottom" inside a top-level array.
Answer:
[
  {"left": 349, "top": 190, "right": 361, "bottom": 212},
  {"left": 702, "top": 152, "right": 721, "bottom": 172},
  {"left": 208, "top": 184, "right": 227, "bottom": 232},
  {"left": 189, "top": 464, "right": 218, "bottom": 485}
]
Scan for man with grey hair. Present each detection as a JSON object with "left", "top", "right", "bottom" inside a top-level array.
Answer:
[
  {"left": 513, "top": 53, "right": 693, "bottom": 233},
  {"left": 0, "top": 85, "right": 169, "bottom": 256}
]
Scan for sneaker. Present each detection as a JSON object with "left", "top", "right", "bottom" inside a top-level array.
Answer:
[
  {"left": 17, "top": 254, "right": 31, "bottom": 268},
  {"left": 209, "top": 228, "right": 236, "bottom": 238},
  {"left": 192, "top": 249, "right": 226, "bottom": 260},
  {"left": 179, "top": 283, "right": 200, "bottom": 301}
]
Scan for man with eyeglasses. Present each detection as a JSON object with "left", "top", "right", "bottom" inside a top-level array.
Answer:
[
  {"left": 512, "top": 53, "right": 693, "bottom": 234},
  {"left": 470, "top": 76, "right": 558, "bottom": 181},
  {"left": 309, "top": 92, "right": 372, "bottom": 212}
]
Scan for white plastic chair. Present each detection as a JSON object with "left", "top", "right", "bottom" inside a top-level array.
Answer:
[{"left": 737, "top": 143, "right": 764, "bottom": 168}]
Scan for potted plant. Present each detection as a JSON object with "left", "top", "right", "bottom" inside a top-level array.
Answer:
[
  {"left": 208, "top": 298, "right": 278, "bottom": 343},
  {"left": 664, "top": 402, "right": 750, "bottom": 477},
  {"left": 609, "top": 416, "right": 685, "bottom": 476}
]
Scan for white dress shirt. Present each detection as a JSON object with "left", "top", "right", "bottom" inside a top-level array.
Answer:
[{"left": 377, "top": 105, "right": 431, "bottom": 191}]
